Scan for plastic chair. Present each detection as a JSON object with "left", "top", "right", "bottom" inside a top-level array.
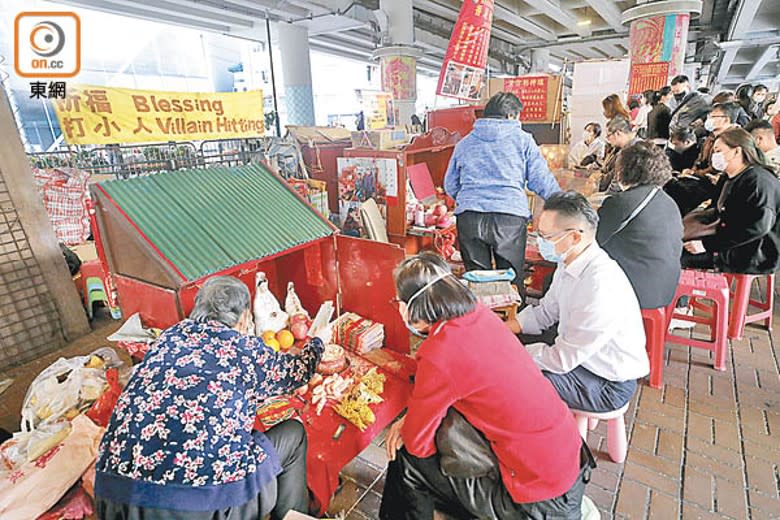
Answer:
[
  {"left": 572, "top": 403, "right": 630, "bottom": 463},
  {"left": 665, "top": 269, "right": 729, "bottom": 371},
  {"left": 85, "top": 276, "right": 109, "bottom": 319},
  {"left": 641, "top": 307, "right": 666, "bottom": 389},
  {"left": 724, "top": 273, "right": 775, "bottom": 340}
]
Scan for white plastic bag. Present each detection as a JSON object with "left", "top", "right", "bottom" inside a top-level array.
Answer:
[{"left": 20, "top": 347, "right": 123, "bottom": 432}]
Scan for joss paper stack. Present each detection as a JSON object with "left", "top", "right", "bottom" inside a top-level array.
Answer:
[{"left": 333, "top": 312, "right": 384, "bottom": 353}]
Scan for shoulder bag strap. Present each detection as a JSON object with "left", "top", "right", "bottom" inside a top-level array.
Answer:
[{"left": 602, "top": 187, "right": 660, "bottom": 245}]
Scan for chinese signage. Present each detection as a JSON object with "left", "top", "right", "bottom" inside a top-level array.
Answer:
[
  {"left": 357, "top": 90, "right": 394, "bottom": 129},
  {"left": 15, "top": 12, "right": 81, "bottom": 78},
  {"left": 628, "top": 62, "right": 670, "bottom": 96},
  {"left": 436, "top": 0, "right": 494, "bottom": 101},
  {"left": 52, "top": 85, "right": 264, "bottom": 144},
  {"left": 503, "top": 76, "right": 549, "bottom": 122},
  {"left": 627, "top": 13, "right": 690, "bottom": 95}
]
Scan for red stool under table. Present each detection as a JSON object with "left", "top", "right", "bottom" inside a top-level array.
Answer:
[
  {"left": 665, "top": 270, "right": 729, "bottom": 372},
  {"left": 724, "top": 273, "right": 775, "bottom": 340},
  {"left": 641, "top": 307, "right": 666, "bottom": 389}
]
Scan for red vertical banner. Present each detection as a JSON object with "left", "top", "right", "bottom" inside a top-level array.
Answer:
[{"left": 436, "top": 0, "right": 495, "bottom": 101}]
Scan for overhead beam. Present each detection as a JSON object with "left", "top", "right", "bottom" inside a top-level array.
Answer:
[
  {"left": 494, "top": 3, "right": 557, "bottom": 41},
  {"left": 716, "top": 46, "right": 741, "bottom": 83},
  {"left": 582, "top": 0, "right": 625, "bottom": 32},
  {"left": 54, "top": 0, "right": 232, "bottom": 32},
  {"left": 223, "top": 0, "right": 309, "bottom": 19},
  {"left": 521, "top": 0, "right": 591, "bottom": 37},
  {"left": 746, "top": 45, "right": 777, "bottom": 81},
  {"left": 130, "top": 0, "right": 254, "bottom": 28},
  {"left": 130, "top": 0, "right": 260, "bottom": 23},
  {"left": 729, "top": 0, "right": 763, "bottom": 40}
]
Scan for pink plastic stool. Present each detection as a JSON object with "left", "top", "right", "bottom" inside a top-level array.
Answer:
[
  {"left": 572, "top": 403, "right": 629, "bottom": 463},
  {"left": 665, "top": 269, "right": 729, "bottom": 371},
  {"left": 724, "top": 273, "right": 775, "bottom": 340},
  {"left": 641, "top": 307, "right": 666, "bottom": 389}
]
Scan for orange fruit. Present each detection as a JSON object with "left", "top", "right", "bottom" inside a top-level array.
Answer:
[
  {"left": 265, "top": 338, "right": 281, "bottom": 352},
  {"left": 262, "top": 330, "right": 276, "bottom": 343},
  {"left": 276, "top": 330, "right": 295, "bottom": 350}
]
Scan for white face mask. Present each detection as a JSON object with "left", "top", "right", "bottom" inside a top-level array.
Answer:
[
  {"left": 402, "top": 271, "right": 452, "bottom": 338},
  {"left": 711, "top": 151, "right": 728, "bottom": 171},
  {"left": 704, "top": 118, "right": 716, "bottom": 132}
]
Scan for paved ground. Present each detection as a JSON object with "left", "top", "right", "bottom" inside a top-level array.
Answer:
[{"left": 2, "top": 297, "right": 779, "bottom": 519}]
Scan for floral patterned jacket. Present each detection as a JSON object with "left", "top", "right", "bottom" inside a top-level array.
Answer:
[{"left": 94, "top": 319, "right": 323, "bottom": 512}]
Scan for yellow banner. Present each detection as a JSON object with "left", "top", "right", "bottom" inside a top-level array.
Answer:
[{"left": 52, "top": 84, "right": 264, "bottom": 144}]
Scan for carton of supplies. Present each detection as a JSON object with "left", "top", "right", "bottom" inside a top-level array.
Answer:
[{"left": 350, "top": 129, "right": 408, "bottom": 150}]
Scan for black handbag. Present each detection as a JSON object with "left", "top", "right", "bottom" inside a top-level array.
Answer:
[
  {"left": 682, "top": 207, "right": 720, "bottom": 241},
  {"left": 435, "top": 408, "right": 499, "bottom": 479}
]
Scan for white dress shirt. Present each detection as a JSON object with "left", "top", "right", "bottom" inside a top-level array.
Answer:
[
  {"left": 765, "top": 146, "right": 780, "bottom": 173},
  {"left": 518, "top": 243, "right": 649, "bottom": 382}
]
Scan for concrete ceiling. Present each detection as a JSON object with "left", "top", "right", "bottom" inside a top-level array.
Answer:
[{"left": 48, "top": 0, "right": 776, "bottom": 87}]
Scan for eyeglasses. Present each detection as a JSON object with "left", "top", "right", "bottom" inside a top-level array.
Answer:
[
  {"left": 710, "top": 115, "right": 729, "bottom": 119},
  {"left": 538, "top": 228, "right": 583, "bottom": 241}
]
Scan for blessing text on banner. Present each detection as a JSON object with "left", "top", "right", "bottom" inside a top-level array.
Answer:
[
  {"left": 436, "top": 0, "right": 494, "bottom": 101},
  {"left": 53, "top": 85, "right": 264, "bottom": 145}
]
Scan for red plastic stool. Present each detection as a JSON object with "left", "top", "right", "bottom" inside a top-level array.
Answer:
[
  {"left": 641, "top": 307, "right": 666, "bottom": 389},
  {"left": 724, "top": 273, "right": 775, "bottom": 340},
  {"left": 665, "top": 270, "right": 729, "bottom": 371}
]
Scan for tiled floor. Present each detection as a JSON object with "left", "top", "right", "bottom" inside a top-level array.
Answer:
[{"left": 2, "top": 301, "right": 779, "bottom": 519}]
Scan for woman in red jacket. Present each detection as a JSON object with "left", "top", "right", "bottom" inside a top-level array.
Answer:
[{"left": 379, "top": 252, "right": 592, "bottom": 520}]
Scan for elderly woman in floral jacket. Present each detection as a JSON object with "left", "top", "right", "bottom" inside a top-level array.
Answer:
[{"left": 94, "top": 276, "right": 326, "bottom": 520}]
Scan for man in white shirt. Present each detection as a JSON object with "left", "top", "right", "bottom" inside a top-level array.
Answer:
[
  {"left": 507, "top": 191, "right": 649, "bottom": 413},
  {"left": 746, "top": 120, "right": 780, "bottom": 173}
]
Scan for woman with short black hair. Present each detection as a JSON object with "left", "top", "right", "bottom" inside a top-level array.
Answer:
[
  {"left": 596, "top": 142, "right": 683, "bottom": 310},
  {"left": 379, "top": 252, "right": 590, "bottom": 520}
]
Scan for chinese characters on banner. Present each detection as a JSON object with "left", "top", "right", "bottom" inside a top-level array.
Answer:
[
  {"left": 627, "top": 14, "right": 690, "bottom": 95},
  {"left": 628, "top": 62, "right": 670, "bottom": 97},
  {"left": 52, "top": 84, "right": 264, "bottom": 144},
  {"left": 436, "top": 0, "right": 494, "bottom": 101},
  {"left": 503, "top": 76, "right": 549, "bottom": 122}
]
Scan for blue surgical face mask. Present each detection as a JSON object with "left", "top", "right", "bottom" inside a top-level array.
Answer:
[
  {"left": 537, "top": 231, "right": 572, "bottom": 263},
  {"left": 402, "top": 271, "right": 451, "bottom": 338}
]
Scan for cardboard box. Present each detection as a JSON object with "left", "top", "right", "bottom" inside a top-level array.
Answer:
[
  {"left": 71, "top": 241, "right": 98, "bottom": 262},
  {"left": 350, "top": 129, "right": 408, "bottom": 150},
  {"left": 283, "top": 512, "right": 325, "bottom": 520}
]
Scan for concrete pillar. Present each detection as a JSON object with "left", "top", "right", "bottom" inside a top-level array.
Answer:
[
  {"left": 375, "top": 0, "right": 420, "bottom": 126},
  {"left": 622, "top": 0, "right": 702, "bottom": 94},
  {"left": 275, "top": 23, "right": 315, "bottom": 126},
  {"left": 530, "top": 49, "right": 551, "bottom": 74}
]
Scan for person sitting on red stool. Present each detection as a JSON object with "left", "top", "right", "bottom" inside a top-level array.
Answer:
[{"left": 506, "top": 192, "right": 650, "bottom": 414}]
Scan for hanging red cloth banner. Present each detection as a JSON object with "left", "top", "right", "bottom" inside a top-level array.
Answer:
[{"left": 436, "top": 0, "right": 495, "bottom": 101}]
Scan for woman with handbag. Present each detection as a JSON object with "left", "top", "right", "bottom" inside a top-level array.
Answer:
[
  {"left": 379, "top": 253, "right": 592, "bottom": 520},
  {"left": 683, "top": 127, "right": 780, "bottom": 273},
  {"left": 596, "top": 142, "right": 683, "bottom": 310}
]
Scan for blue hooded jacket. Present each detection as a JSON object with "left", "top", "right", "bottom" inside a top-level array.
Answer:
[{"left": 444, "top": 118, "right": 560, "bottom": 217}]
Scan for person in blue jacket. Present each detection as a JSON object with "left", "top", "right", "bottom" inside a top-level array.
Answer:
[{"left": 444, "top": 92, "right": 561, "bottom": 289}]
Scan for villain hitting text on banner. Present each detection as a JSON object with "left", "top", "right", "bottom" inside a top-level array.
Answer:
[
  {"left": 436, "top": 0, "right": 494, "bottom": 101},
  {"left": 53, "top": 85, "right": 264, "bottom": 144}
]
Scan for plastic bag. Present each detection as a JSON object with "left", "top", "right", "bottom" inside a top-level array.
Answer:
[
  {"left": 0, "top": 415, "right": 102, "bottom": 520},
  {"left": 20, "top": 348, "right": 123, "bottom": 432},
  {"left": 85, "top": 368, "right": 121, "bottom": 427},
  {"left": 0, "top": 422, "right": 71, "bottom": 472}
]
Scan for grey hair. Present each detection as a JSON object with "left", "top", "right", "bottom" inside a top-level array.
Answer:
[
  {"left": 607, "top": 116, "right": 632, "bottom": 135},
  {"left": 543, "top": 191, "right": 599, "bottom": 232},
  {"left": 190, "top": 276, "right": 250, "bottom": 327}
]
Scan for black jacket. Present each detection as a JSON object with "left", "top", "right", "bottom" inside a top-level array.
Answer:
[
  {"left": 703, "top": 165, "right": 780, "bottom": 274},
  {"left": 597, "top": 185, "right": 683, "bottom": 309},
  {"left": 647, "top": 104, "right": 672, "bottom": 139}
]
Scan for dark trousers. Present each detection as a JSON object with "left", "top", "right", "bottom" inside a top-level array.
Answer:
[
  {"left": 543, "top": 366, "right": 637, "bottom": 414},
  {"left": 519, "top": 330, "right": 637, "bottom": 413},
  {"left": 96, "top": 420, "right": 308, "bottom": 520},
  {"left": 379, "top": 445, "right": 593, "bottom": 520},
  {"left": 456, "top": 211, "right": 528, "bottom": 290}
]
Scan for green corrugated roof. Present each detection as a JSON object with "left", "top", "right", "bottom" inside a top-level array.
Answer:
[{"left": 99, "top": 163, "right": 334, "bottom": 280}]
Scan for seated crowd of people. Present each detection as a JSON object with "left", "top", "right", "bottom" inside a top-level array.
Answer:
[{"left": 91, "top": 87, "right": 779, "bottom": 520}]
